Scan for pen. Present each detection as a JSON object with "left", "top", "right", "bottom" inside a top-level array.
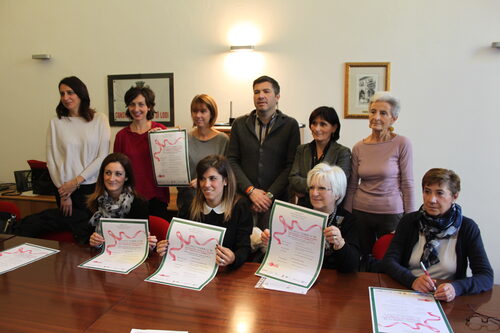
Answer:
[{"left": 420, "top": 261, "right": 436, "bottom": 291}]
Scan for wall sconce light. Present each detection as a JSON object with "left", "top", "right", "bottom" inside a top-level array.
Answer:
[
  {"left": 492, "top": 42, "right": 500, "bottom": 48},
  {"left": 225, "top": 23, "right": 263, "bottom": 79},
  {"left": 32, "top": 54, "right": 52, "bottom": 60},
  {"left": 230, "top": 45, "right": 255, "bottom": 52}
]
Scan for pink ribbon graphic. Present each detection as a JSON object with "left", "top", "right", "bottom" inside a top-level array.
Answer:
[{"left": 272, "top": 215, "right": 322, "bottom": 245}]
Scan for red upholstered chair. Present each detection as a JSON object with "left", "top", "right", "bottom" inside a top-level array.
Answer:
[
  {"left": 0, "top": 201, "right": 22, "bottom": 220},
  {"left": 149, "top": 216, "right": 170, "bottom": 241},
  {"left": 372, "top": 233, "right": 395, "bottom": 260}
]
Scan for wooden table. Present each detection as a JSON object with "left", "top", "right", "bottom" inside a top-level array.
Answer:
[
  {"left": 0, "top": 191, "right": 179, "bottom": 218},
  {"left": 86, "top": 264, "right": 378, "bottom": 332},
  {"left": 0, "top": 191, "right": 57, "bottom": 218},
  {"left": 0, "top": 237, "right": 150, "bottom": 333},
  {"left": 0, "top": 237, "right": 498, "bottom": 333}
]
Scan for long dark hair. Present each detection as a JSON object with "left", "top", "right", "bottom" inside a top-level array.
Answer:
[
  {"left": 56, "top": 76, "right": 95, "bottom": 121},
  {"left": 190, "top": 155, "right": 238, "bottom": 222},
  {"left": 86, "top": 153, "right": 138, "bottom": 212}
]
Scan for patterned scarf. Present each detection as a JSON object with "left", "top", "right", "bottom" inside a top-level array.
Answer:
[
  {"left": 88, "top": 187, "right": 135, "bottom": 227},
  {"left": 418, "top": 203, "right": 462, "bottom": 268}
]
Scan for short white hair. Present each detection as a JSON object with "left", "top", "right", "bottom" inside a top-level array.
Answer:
[
  {"left": 306, "top": 163, "right": 347, "bottom": 206},
  {"left": 369, "top": 91, "right": 401, "bottom": 118}
]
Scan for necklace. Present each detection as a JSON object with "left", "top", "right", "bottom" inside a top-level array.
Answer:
[{"left": 327, "top": 207, "right": 337, "bottom": 227}]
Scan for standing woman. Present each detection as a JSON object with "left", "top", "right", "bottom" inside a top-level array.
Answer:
[
  {"left": 114, "top": 86, "right": 169, "bottom": 220},
  {"left": 176, "top": 94, "right": 229, "bottom": 213},
  {"left": 289, "top": 106, "right": 351, "bottom": 208},
  {"left": 158, "top": 155, "right": 252, "bottom": 269},
  {"left": 344, "top": 92, "right": 415, "bottom": 266},
  {"left": 35, "top": 76, "right": 110, "bottom": 243}
]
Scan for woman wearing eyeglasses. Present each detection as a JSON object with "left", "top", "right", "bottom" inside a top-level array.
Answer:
[{"left": 262, "top": 163, "right": 359, "bottom": 272}]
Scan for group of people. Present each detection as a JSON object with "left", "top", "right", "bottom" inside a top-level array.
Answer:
[{"left": 14, "top": 74, "right": 493, "bottom": 302}]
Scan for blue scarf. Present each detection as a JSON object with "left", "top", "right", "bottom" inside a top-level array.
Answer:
[{"left": 418, "top": 203, "right": 462, "bottom": 268}]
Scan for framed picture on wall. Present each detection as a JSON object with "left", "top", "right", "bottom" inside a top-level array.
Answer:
[
  {"left": 344, "top": 62, "right": 390, "bottom": 119},
  {"left": 107, "top": 73, "right": 175, "bottom": 126}
]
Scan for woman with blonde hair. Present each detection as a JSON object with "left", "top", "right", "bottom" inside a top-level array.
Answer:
[
  {"left": 176, "top": 94, "right": 229, "bottom": 213},
  {"left": 262, "top": 163, "right": 359, "bottom": 272}
]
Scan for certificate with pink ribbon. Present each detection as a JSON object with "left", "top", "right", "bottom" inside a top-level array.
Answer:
[
  {"left": 256, "top": 200, "right": 328, "bottom": 290},
  {"left": 79, "top": 218, "right": 149, "bottom": 274},
  {"left": 369, "top": 287, "right": 452, "bottom": 333},
  {"left": 145, "top": 218, "right": 225, "bottom": 291}
]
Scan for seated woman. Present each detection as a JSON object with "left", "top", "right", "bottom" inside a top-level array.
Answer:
[
  {"left": 157, "top": 155, "right": 253, "bottom": 269},
  {"left": 87, "top": 153, "right": 157, "bottom": 249},
  {"left": 262, "top": 163, "right": 359, "bottom": 272},
  {"left": 382, "top": 168, "right": 493, "bottom": 302}
]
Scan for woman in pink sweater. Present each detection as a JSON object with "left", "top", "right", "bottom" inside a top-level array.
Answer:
[{"left": 344, "top": 92, "right": 415, "bottom": 269}]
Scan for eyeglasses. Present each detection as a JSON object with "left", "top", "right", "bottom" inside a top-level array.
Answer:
[
  {"left": 308, "top": 186, "right": 332, "bottom": 193},
  {"left": 466, "top": 304, "right": 500, "bottom": 331}
]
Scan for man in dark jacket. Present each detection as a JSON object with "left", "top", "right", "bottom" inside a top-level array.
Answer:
[{"left": 227, "top": 76, "right": 300, "bottom": 230}]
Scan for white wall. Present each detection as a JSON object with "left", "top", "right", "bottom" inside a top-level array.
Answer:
[{"left": 1, "top": 0, "right": 499, "bottom": 282}]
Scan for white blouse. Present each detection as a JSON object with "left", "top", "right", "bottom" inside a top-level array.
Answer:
[{"left": 408, "top": 232, "right": 458, "bottom": 279}]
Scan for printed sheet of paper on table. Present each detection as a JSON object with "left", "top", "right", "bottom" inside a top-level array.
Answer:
[
  {"left": 149, "top": 128, "right": 190, "bottom": 186},
  {"left": 0, "top": 243, "right": 59, "bottom": 275},
  {"left": 78, "top": 218, "right": 149, "bottom": 274},
  {"left": 369, "top": 287, "right": 453, "bottom": 333},
  {"left": 145, "top": 218, "right": 225, "bottom": 291},
  {"left": 255, "top": 276, "right": 308, "bottom": 294},
  {"left": 255, "top": 200, "right": 328, "bottom": 292}
]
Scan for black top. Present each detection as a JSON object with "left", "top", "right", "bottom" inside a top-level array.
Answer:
[
  {"left": 179, "top": 197, "right": 253, "bottom": 269},
  {"left": 126, "top": 197, "right": 149, "bottom": 219},
  {"left": 323, "top": 207, "right": 360, "bottom": 273}
]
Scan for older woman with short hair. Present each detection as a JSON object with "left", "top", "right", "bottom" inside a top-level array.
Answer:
[
  {"left": 263, "top": 163, "right": 359, "bottom": 272},
  {"left": 344, "top": 91, "right": 415, "bottom": 267},
  {"left": 289, "top": 106, "right": 351, "bottom": 208},
  {"left": 382, "top": 168, "right": 493, "bottom": 302}
]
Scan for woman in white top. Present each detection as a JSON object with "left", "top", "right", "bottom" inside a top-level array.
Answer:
[{"left": 43, "top": 76, "right": 110, "bottom": 242}]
